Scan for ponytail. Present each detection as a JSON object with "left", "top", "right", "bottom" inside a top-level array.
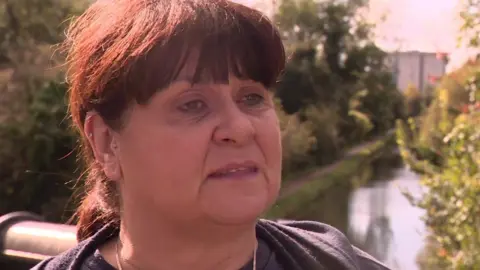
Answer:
[{"left": 75, "top": 164, "right": 120, "bottom": 241}]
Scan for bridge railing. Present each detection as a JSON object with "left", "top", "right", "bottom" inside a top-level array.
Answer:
[{"left": 0, "top": 212, "right": 77, "bottom": 269}]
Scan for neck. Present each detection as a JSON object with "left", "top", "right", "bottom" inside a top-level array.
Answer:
[{"left": 117, "top": 212, "right": 258, "bottom": 270}]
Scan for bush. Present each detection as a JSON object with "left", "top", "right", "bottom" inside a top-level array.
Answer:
[
  {"left": 0, "top": 79, "right": 78, "bottom": 222},
  {"left": 403, "top": 84, "right": 423, "bottom": 117},
  {"left": 276, "top": 100, "right": 317, "bottom": 178},
  {"left": 397, "top": 64, "right": 480, "bottom": 269},
  {"left": 303, "top": 105, "right": 342, "bottom": 164},
  {"left": 411, "top": 110, "right": 480, "bottom": 269}
]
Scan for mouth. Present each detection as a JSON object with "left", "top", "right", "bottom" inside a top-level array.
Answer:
[{"left": 208, "top": 161, "right": 259, "bottom": 180}]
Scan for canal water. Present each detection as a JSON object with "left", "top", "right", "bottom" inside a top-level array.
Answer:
[{"left": 347, "top": 166, "right": 426, "bottom": 270}]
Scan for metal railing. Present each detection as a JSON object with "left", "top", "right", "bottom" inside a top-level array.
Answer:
[{"left": 0, "top": 212, "right": 77, "bottom": 269}]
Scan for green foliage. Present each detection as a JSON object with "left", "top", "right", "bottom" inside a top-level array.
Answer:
[
  {"left": 459, "top": 0, "right": 480, "bottom": 48},
  {"left": 420, "top": 61, "right": 480, "bottom": 151},
  {"left": 276, "top": 100, "right": 317, "bottom": 177},
  {"left": 348, "top": 89, "right": 374, "bottom": 136},
  {"left": 0, "top": 0, "right": 86, "bottom": 64},
  {"left": 303, "top": 105, "right": 342, "bottom": 164},
  {"left": 275, "top": 0, "right": 404, "bottom": 168},
  {"left": 0, "top": 0, "right": 85, "bottom": 221},
  {"left": 0, "top": 79, "right": 78, "bottom": 221},
  {"left": 416, "top": 235, "right": 451, "bottom": 269},
  {"left": 356, "top": 68, "right": 406, "bottom": 134},
  {"left": 397, "top": 63, "right": 480, "bottom": 268},
  {"left": 403, "top": 84, "right": 423, "bottom": 117},
  {"left": 398, "top": 6, "right": 480, "bottom": 264}
]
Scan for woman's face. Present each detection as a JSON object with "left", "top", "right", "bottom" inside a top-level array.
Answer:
[{"left": 108, "top": 73, "right": 282, "bottom": 225}]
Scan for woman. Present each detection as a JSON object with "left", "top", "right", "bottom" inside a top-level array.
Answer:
[{"left": 33, "top": 0, "right": 390, "bottom": 269}]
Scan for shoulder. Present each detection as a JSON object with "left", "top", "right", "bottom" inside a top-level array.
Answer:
[
  {"left": 352, "top": 246, "right": 392, "bottom": 270},
  {"left": 257, "top": 219, "right": 390, "bottom": 270},
  {"left": 30, "top": 242, "right": 87, "bottom": 270},
  {"left": 31, "top": 224, "right": 117, "bottom": 270}
]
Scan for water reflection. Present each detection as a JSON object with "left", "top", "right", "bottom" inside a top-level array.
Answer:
[{"left": 348, "top": 167, "right": 426, "bottom": 270}]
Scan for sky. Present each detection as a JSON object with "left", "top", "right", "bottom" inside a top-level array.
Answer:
[
  {"left": 368, "top": 0, "right": 474, "bottom": 71},
  {"left": 234, "top": 0, "right": 477, "bottom": 72}
]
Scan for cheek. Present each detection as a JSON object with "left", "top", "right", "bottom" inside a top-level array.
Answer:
[
  {"left": 118, "top": 126, "right": 210, "bottom": 208},
  {"left": 255, "top": 112, "right": 282, "bottom": 180}
]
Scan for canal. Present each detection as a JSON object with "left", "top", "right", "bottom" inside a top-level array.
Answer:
[
  {"left": 347, "top": 166, "right": 425, "bottom": 270},
  {"left": 273, "top": 145, "right": 428, "bottom": 270}
]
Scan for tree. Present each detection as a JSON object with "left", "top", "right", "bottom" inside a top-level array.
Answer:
[
  {"left": 403, "top": 84, "right": 422, "bottom": 117},
  {"left": 0, "top": 0, "right": 86, "bottom": 221},
  {"left": 0, "top": 0, "right": 86, "bottom": 65},
  {"left": 459, "top": 0, "right": 480, "bottom": 47},
  {"left": 274, "top": 0, "right": 402, "bottom": 152},
  {"left": 0, "top": 81, "right": 79, "bottom": 221},
  {"left": 276, "top": 99, "right": 317, "bottom": 177}
]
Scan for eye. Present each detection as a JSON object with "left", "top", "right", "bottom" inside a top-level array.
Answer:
[
  {"left": 241, "top": 93, "right": 265, "bottom": 106},
  {"left": 178, "top": 100, "right": 207, "bottom": 113}
]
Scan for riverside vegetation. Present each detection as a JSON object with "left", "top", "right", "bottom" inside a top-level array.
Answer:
[{"left": 395, "top": 1, "right": 480, "bottom": 267}]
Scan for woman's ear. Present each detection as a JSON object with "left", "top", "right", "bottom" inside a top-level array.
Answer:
[{"left": 84, "top": 112, "right": 122, "bottom": 181}]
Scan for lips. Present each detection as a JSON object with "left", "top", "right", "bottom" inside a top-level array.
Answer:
[{"left": 208, "top": 161, "right": 259, "bottom": 179}]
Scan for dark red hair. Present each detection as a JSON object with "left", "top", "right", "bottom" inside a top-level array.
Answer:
[{"left": 64, "top": 0, "right": 286, "bottom": 241}]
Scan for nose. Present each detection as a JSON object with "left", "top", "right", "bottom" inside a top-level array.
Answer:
[{"left": 212, "top": 103, "right": 255, "bottom": 146}]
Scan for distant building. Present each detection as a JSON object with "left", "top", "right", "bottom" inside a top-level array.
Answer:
[{"left": 386, "top": 51, "right": 448, "bottom": 92}]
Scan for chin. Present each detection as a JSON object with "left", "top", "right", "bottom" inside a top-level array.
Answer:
[
  {"left": 200, "top": 175, "right": 280, "bottom": 226},
  {"left": 204, "top": 195, "right": 274, "bottom": 226}
]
